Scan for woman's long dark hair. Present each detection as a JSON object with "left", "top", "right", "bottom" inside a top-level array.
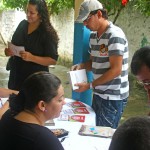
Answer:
[
  {"left": 9, "top": 71, "right": 61, "bottom": 115},
  {"left": 28, "top": 0, "right": 59, "bottom": 45}
]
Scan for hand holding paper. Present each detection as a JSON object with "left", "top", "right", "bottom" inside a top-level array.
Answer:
[
  {"left": 68, "top": 69, "right": 87, "bottom": 90},
  {"left": 8, "top": 42, "right": 25, "bottom": 57}
]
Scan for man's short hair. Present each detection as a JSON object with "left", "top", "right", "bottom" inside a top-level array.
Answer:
[
  {"left": 131, "top": 46, "right": 150, "bottom": 75},
  {"left": 109, "top": 116, "right": 150, "bottom": 150}
]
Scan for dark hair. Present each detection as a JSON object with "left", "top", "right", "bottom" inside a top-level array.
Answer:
[
  {"left": 131, "top": 46, "right": 150, "bottom": 75},
  {"left": 109, "top": 116, "right": 150, "bottom": 150},
  {"left": 28, "top": 0, "right": 59, "bottom": 45},
  {"left": 9, "top": 71, "right": 61, "bottom": 115},
  {"left": 90, "top": 9, "right": 108, "bottom": 19}
]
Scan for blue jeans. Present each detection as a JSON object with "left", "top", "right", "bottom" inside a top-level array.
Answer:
[{"left": 92, "top": 94, "right": 128, "bottom": 129}]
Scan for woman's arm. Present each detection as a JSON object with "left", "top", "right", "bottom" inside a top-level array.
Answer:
[
  {"left": 0, "top": 88, "right": 19, "bottom": 98},
  {"left": 20, "top": 51, "right": 56, "bottom": 66}
]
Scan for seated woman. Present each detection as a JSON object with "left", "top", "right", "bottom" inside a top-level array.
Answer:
[
  {"left": 109, "top": 116, "right": 150, "bottom": 150},
  {"left": 0, "top": 71, "right": 65, "bottom": 150},
  {"left": 0, "top": 88, "right": 19, "bottom": 119}
]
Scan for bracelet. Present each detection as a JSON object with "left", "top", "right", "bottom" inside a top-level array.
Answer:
[{"left": 90, "top": 82, "right": 93, "bottom": 89}]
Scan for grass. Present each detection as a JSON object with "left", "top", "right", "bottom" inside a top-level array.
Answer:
[
  {"left": 50, "top": 62, "right": 149, "bottom": 125},
  {"left": 120, "top": 73, "right": 149, "bottom": 124}
]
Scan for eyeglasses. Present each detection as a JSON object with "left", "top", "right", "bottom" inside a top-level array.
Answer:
[
  {"left": 83, "top": 15, "right": 93, "bottom": 22},
  {"left": 137, "top": 81, "right": 150, "bottom": 86},
  {"left": 83, "top": 9, "right": 99, "bottom": 22}
]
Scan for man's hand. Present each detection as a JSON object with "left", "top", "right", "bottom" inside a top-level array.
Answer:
[
  {"left": 71, "top": 63, "right": 84, "bottom": 71},
  {"left": 74, "top": 82, "right": 90, "bottom": 92}
]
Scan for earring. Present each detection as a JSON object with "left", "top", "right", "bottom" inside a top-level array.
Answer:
[{"left": 44, "top": 109, "right": 47, "bottom": 112}]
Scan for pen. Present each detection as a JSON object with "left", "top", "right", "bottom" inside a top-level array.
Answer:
[
  {"left": 60, "top": 137, "right": 66, "bottom": 142},
  {"left": 60, "top": 136, "right": 68, "bottom": 142}
]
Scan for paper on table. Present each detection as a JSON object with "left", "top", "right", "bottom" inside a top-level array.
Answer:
[
  {"left": 68, "top": 69, "right": 87, "bottom": 90},
  {"left": 8, "top": 42, "right": 25, "bottom": 57}
]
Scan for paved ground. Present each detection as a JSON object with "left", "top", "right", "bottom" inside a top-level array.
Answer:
[{"left": 49, "top": 65, "right": 72, "bottom": 98}]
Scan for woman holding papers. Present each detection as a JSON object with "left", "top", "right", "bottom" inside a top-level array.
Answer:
[
  {"left": 5, "top": 0, "right": 59, "bottom": 90},
  {"left": 0, "top": 72, "right": 65, "bottom": 150}
]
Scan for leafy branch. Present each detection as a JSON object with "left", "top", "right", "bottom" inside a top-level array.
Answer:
[{"left": 1, "top": 0, "right": 150, "bottom": 22}]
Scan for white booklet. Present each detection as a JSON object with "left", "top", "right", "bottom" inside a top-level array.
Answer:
[
  {"left": 8, "top": 42, "right": 25, "bottom": 57},
  {"left": 68, "top": 69, "right": 87, "bottom": 90}
]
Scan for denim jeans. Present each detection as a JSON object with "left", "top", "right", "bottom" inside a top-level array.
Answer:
[{"left": 92, "top": 94, "right": 128, "bottom": 129}]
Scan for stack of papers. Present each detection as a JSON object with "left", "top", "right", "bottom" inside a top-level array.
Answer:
[
  {"left": 68, "top": 69, "right": 87, "bottom": 90},
  {"left": 8, "top": 42, "right": 25, "bottom": 57},
  {"left": 78, "top": 125, "right": 114, "bottom": 138}
]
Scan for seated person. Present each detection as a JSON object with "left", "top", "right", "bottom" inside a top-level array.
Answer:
[
  {"left": 109, "top": 116, "right": 150, "bottom": 150},
  {"left": 0, "top": 71, "right": 65, "bottom": 150},
  {"left": 0, "top": 88, "right": 19, "bottom": 119}
]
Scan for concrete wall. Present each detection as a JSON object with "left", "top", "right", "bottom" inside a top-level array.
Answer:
[
  {"left": 0, "top": 8, "right": 150, "bottom": 64},
  {"left": 112, "top": 7, "right": 150, "bottom": 65},
  {"left": 0, "top": 9, "right": 74, "bottom": 59}
]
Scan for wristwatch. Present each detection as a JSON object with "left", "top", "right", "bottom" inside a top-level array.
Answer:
[{"left": 90, "top": 82, "right": 94, "bottom": 89}]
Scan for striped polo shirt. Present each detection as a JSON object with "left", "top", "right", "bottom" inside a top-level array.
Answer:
[{"left": 90, "top": 21, "right": 129, "bottom": 100}]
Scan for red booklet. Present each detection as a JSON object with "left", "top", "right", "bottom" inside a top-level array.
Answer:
[
  {"left": 73, "top": 107, "right": 89, "bottom": 114},
  {"left": 58, "top": 114, "right": 85, "bottom": 122},
  {"left": 70, "top": 101, "right": 86, "bottom": 108},
  {"left": 69, "top": 115, "right": 85, "bottom": 122}
]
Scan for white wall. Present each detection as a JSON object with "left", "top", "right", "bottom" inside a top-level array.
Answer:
[
  {"left": 0, "top": 9, "right": 74, "bottom": 59},
  {"left": 0, "top": 8, "right": 150, "bottom": 64}
]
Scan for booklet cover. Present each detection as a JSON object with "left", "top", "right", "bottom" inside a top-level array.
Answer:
[
  {"left": 78, "top": 125, "right": 114, "bottom": 138},
  {"left": 58, "top": 114, "right": 85, "bottom": 122},
  {"left": 73, "top": 107, "right": 89, "bottom": 114},
  {"left": 68, "top": 101, "right": 86, "bottom": 108},
  {"left": 68, "top": 69, "right": 87, "bottom": 90},
  {"left": 69, "top": 115, "right": 85, "bottom": 122},
  {"left": 62, "top": 107, "right": 89, "bottom": 114}
]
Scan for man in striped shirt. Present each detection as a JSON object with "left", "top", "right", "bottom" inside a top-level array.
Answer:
[{"left": 72, "top": 0, "right": 129, "bottom": 128}]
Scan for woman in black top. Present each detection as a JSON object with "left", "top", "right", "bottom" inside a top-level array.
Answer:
[
  {"left": 0, "top": 71, "right": 65, "bottom": 150},
  {"left": 5, "top": 0, "right": 59, "bottom": 90}
]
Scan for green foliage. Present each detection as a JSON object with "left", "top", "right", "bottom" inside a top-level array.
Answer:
[
  {"left": 47, "top": 0, "right": 74, "bottom": 14},
  {"left": 2, "top": 0, "right": 74, "bottom": 13},
  {"left": 130, "top": 0, "right": 150, "bottom": 17},
  {"left": 1, "top": 0, "right": 149, "bottom": 20},
  {"left": 2, "top": 0, "right": 27, "bottom": 10},
  {"left": 140, "top": 34, "right": 150, "bottom": 48},
  {"left": 99, "top": 0, "right": 122, "bottom": 16},
  {"left": 0, "top": 0, "right": 5, "bottom": 11}
]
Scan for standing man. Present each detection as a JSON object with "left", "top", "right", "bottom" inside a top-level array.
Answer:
[
  {"left": 131, "top": 46, "right": 150, "bottom": 106},
  {"left": 72, "top": 0, "right": 129, "bottom": 128}
]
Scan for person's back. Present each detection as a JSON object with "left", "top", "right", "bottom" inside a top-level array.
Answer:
[
  {"left": 0, "top": 110, "right": 62, "bottom": 150},
  {"left": 109, "top": 116, "right": 150, "bottom": 150},
  {"left": 0, "top": 71, "right": 65, "bottom": 150}
]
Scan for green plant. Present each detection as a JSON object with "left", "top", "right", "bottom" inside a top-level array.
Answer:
[
  {"left": 140, "top": 34, "right": 149, "bottom": 48},
  {"left": 2, "top": 0, "right": 150, "bottom": 22},
  {"left": 2, "top": 0, "right": 74, "bottom": 13},
  {"left": 131, "top": 0, "right": 150, "bottom": 17}
]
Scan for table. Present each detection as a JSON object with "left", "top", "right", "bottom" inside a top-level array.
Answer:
[{"left": 46, "top": 98, "right": 112, "bottom": 150}]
